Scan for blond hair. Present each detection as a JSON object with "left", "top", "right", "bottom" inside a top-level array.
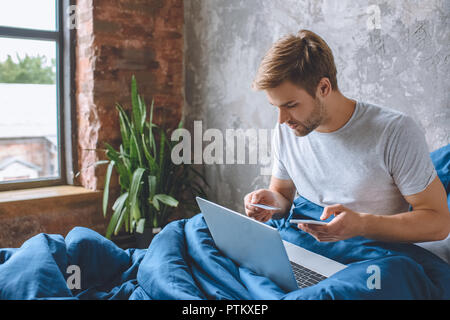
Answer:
[{"left": 252, "top": 30, "right": 338, "bottom": 97}]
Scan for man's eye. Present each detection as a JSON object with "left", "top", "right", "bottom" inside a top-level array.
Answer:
[{"left": 286, "top": 103, "right": 298, "bottom": 109}]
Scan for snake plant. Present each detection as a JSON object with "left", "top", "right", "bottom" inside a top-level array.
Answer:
[{"left": 94, "top": 76, "right": 207, "bottom": 239}]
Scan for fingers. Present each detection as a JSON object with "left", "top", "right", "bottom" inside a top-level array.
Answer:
[
  {"left": 298, "top": 223, "right": 327, "bottom": 235},
  {"left": 320, "top": 203, "right": 346, "bottom": 220},
  {"left": 296, "top": 205, "right": 350, "bottom": 242},
  {"left": 244, "top": 189, "right": 279, "bottom": 222},
  {"left": 244, "top": 193, "right": 260, "bottom": 217},
  {"left": 244, "top": 190, "right": 268, "bottom": 218},
  {"left": 297, "top": 223, "right": 337, "bottom": 242},
  {"left": 250, "top": 209, "right": 272, "bottom": 222},
  {"left": 311, "top": 236, "right": 338, "bottom": 242},
  {"left": 255, "top": 212, "right": 272, "bottom": 223}
]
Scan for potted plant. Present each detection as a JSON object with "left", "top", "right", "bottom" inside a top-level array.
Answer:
[{"left": 81, "top": 76, "right": 208, "bottom": 248}]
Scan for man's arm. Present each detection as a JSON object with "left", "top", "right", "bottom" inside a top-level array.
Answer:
[
  {"left": 300, "top": 176, "right": 450, "bottom": 243},
  {"left": 359, "top": 175, "right": 450, "bottom": 242},
  {"left": 269, "top": 176, "right": 297, "bottom": 216},
  {"left": 355, "top": 116, "right": 450, "bottom": 242}
]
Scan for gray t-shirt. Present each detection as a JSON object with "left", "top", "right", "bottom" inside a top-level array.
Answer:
[{"left": 272, "top": 100, "right": 437, "bottom": 215}]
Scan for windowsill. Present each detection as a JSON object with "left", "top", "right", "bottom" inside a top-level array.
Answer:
[{"left": 0, "top": 185, "right": 101, "bottom": 205}]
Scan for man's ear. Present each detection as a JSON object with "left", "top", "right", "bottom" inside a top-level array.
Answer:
[{"left": 316, "top": 77, "right": 332, "bottom": 98}]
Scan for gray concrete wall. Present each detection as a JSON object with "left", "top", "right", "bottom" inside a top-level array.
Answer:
[{"left": 184, "top": 0, "right": 450, "bottom": 212}]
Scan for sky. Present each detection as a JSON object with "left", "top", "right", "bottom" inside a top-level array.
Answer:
[
  {"left": 0, "top": 83, "right": 57, "bottom": 139},
  {"left": 0, "top": 0, "right": 56, "bottom": 64},
  {"left": 0, "top": 1, "right": 58, "bottom": 141},
  {"left": 0, "top": 0, "right": 55, "bottom": 30}
]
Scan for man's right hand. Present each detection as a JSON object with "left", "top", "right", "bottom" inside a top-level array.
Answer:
[{"left": 244, "top": 189, "right": 282, "bottom": 222}]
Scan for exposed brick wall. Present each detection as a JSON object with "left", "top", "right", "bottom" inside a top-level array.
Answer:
[
  {"left": 75, "top": 0, "right": 184, "bottom": 193},
  {"left": 0, "top": 190, "right": 104, "bottom": 247}
]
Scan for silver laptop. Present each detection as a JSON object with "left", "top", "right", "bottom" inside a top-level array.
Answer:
[{"left": 196, "top": 197, "right": 347, "bottom": 292}]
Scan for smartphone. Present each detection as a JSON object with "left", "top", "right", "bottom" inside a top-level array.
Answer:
[{"left": 289, "top": 219, "right": 328, "bottom": 226}]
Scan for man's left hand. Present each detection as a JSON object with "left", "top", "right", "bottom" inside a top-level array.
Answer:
[{"left": 297, "top": 204, "right": 365, "bottom": 242}]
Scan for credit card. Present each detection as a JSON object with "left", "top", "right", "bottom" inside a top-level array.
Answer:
[{"left": 249, "top": 203, "right": 281, "bottom": 210}]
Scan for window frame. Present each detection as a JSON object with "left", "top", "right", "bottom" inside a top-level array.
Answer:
[{"left": 0, "top": 0, "right": 75, "bottom": 192}]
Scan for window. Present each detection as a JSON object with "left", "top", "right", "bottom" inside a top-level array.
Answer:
[{"left": 0, "top": 0, "right": 73, "bottom": 191}]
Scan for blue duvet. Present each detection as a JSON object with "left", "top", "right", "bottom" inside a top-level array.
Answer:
[
  {"left": 0, "top": 144, "right": 449, "bottom": 299},
  {"left": 0, "top": 204, "right": 449, "bottom": 300}
]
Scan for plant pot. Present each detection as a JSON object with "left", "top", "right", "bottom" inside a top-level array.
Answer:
[
  {"left": 134, "top": 227, "right": 161, "bottom": 249},
  {"left": 111, "top": 231, "right": 137, "bottom": 250}
]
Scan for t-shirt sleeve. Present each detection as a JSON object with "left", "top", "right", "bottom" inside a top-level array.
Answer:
[
  {"left": 386, "top": 115, "right": 437, "bottom": 196},
  {"left": 271, "top": 124, "right": 292, "bottom": 180}
]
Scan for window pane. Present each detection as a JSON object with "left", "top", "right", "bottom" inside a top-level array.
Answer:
[
  {"left": 0, "top": 37, "right": 59, "bottom": 183},
  {"left": 0, "top": 0, "right": 56, "bottom": 31}
]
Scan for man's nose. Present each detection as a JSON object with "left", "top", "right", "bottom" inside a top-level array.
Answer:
[{"left": 278, "top": 108, "right": 289, "bottom": 124}]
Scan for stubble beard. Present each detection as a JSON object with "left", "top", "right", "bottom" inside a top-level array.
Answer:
[{"left": 292, "top": 98, "right": 326, "bottom": 137}]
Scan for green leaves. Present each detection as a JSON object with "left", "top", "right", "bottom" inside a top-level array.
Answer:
[
  {"left": 154, "top": 194, "right": 179, "bottom": 207},
  {"left": 131, "top": 75, "right": 141, "bottom": 134},
  {"left": 131, "top": 75, "right": 147, "bottom": 136},
  {"left": 136, "top": 218, "right": 146, "bottom": 234},
  {"left": 106, "top": 192, "right": 128, "bottom": 239},
  {"left": 0, "top": 54, "right": 56, "bottom": 84},
  {"left": 100, "top": 75, "right": 208, "bottom": 239},
  {"left": 148, "top": 175, "right": 157, "bottom": 199},
  {"left": 129, "top": 167, "right": 146, "bottom": 220},
  {"left": 116, "top": 104, "right": 131, "bottom": 150},
  {"left": 103, "top": 160, "right": 115, "bottom": 217},
  {"left": 130, "top": 132, "right": 143, "bottom": 168}
]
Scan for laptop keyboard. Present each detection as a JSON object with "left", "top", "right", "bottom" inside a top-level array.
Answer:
[{"left": 290, "top": 261, "right": 327, "bottom": 288}]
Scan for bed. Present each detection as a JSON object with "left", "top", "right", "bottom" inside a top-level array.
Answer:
[{"left": 0, "top": 144, "right": 449, "bottom": 300}]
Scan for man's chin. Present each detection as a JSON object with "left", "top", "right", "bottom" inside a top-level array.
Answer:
[{"left": 292, "top": 126, "right": 313, "bottom": 137}]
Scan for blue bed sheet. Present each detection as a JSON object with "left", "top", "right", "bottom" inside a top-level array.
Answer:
[
  {"left": 0, "top": 144, "right": 449, "bottom": 300},
  {"left": 0, "top": 209, "right": 449, "bottom": 300}
]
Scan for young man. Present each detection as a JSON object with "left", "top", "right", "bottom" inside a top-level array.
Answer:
[{"left": 244, "top": 29, "right": 450, "bottom": 243}]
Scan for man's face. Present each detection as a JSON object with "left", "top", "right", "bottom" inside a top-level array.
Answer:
[{"left": 265, "top": 80, "right": 326, "bottom": 136}]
